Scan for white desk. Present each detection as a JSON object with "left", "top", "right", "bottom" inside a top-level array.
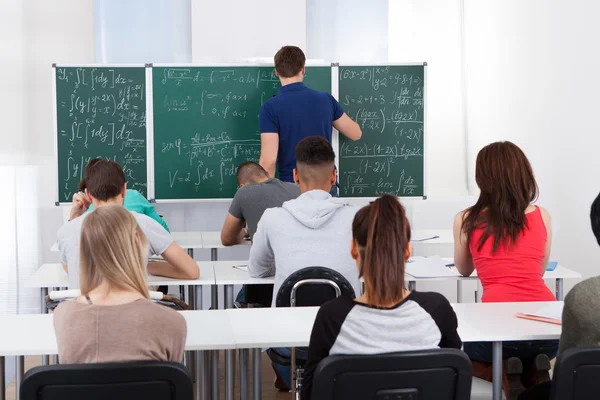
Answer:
[
  {"left": 0, "top": 310, "right": 235, "bottom": 400},
  {"left": 26, "top": 262, "right": 215, "bottom": 314}
]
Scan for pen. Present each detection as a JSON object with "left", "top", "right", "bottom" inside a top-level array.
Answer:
[{"left": 411, "top": 235, "right": 440, "bottom": 242}]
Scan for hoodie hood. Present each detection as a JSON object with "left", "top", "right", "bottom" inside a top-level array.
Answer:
[{"left": 282, "top": 190, "right": 350, "bottom": 229}]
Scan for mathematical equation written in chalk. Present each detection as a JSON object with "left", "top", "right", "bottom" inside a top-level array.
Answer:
[
  {"left": 338, "top": 65, "right": 425, "bottom": 197},
  {"left": 55, "top": 67, "right": 147, "bottom": 202}
]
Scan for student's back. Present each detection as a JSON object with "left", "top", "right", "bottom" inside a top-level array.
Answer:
[
  {"left": 469, "top": 206, "right": 554, "bottom": 302},
  {"left": 251, "top": 189, "right": 360, "bottom": 305},
  {"left": 54, "top": 298, "right": 185, "bottom": 363}
]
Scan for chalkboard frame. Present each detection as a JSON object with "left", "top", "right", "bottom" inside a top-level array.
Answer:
[
  {"left": 337, "top": 61, "right": 428, "bottom": 200},
  {"left": 147, "top": 62, "right": 334, "bottom": 202},
  {"left": 52, "top": 63, "right": 149, "bottom": 205}
]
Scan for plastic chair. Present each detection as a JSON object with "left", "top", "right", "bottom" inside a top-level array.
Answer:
[
  {"left": 20, "top": 361, "right": 193, "bottom": 400},
  {"left": 550, "top": 347, "right": 600, "bottom": 400},
  {"left": 311, "top": 348, "right": 472, "bottom": 400},
  {"left": 267, "top": 266, "right": 356, "bottom": 398}
]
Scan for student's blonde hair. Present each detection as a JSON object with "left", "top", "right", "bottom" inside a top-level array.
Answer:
[{"left": 80, "top": 205, "right": 149, "bottom": 298}]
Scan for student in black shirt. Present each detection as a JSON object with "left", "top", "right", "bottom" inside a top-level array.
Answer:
[{"left": 302, "top": 195, "right": 462, "bottom": 400}]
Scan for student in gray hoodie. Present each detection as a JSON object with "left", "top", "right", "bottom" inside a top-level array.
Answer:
[{"left": 248, "top": 136, "right": 361, "bottom": 390}]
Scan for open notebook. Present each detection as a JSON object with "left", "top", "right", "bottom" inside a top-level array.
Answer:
[
  {"left": 405, "top": 256, "right": 461, "bottom": 278},
  {"left": 516, "top": 303, "right": 564, "bottom": 325}
]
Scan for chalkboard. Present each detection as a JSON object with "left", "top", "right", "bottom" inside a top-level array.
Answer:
[
  {"left": 338, "top": 64, "right": 426, "bottom": 197},
  {"left": 54, "top": 66, "right": 147, "bottom": 203},
  {"left": 152, "top": 66, "right": 332, "bottom": 199}
]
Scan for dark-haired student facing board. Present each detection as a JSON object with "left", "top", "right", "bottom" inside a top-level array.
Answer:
[
  {"left": 518, "top": 190, "right": 600, "bottom": 400},
  {"left": 57, "top": 160, "right": 199, "bottom": 288},
  {"left": 258, "top": 45, "right": 362, "bottom": 182},
  {"left": 301, "top": 195, "right": 461, "bottom": 400},
  {"left": 248, "top": 136, "right": 361, "bottom": 389},
  {"left": 453, "top": 141, "right": 557, "bottom": 400},
  {"left": 220, "top": 161, "right": 300, "bottom": 245}
]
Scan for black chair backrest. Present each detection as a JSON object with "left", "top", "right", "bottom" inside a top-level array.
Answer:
[
  {"left": 551, "top": 347, "right": 600, "bottom": 400},
  {"left": 21, "top": 361, "right": 193, "bottom": 400},
  {"left": 311, "top": 349, "right": 472, "bottom": 400},
  {"left": 275, "top": 266, "right": 356, "bottom": 308}
]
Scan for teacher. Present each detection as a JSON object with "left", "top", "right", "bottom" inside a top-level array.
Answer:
[{"left": 258, "top": 46, "right": 362, "bottom": 183}]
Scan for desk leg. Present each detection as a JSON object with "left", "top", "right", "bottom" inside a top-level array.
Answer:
[
  {"left": 492, "top": 342, "right": 503, "bottom": 400},
  {"left": 240, "top": 349, "right": 249, "bottom": 400},
  {"left": 211, "top": 248, "right": 218, "bottom": 261},
  {"left": 556, "top": 279, "right": 564, "bottom": 301},
  {"left": 457, "top": 281, "right": 462, "bottom": 303},
  {"left": 408, "top": 281, "right": 416, "bottom": 291},
  {"left": 183, "top": 286, "right": 196, "bottom": 378},
  {"left": 252, "top": 348, "right": 262, "bottom": 400},
  {"left": 0, "top": 356, "right": 5, "bottom": 400},
  {"left": 196, "top": 351, "right": 206, "bottom": 400},
  {"left": 211, "top": 350, "right": 220, "bottom": 400},
  {"left": 41, "top": 288, "right": 49, "bottom": 366},
  {"left": 15, "top": 356, "right": 23, "bottom": 400},
  {"left": 224, "top": 285, "right": 235, "bottom": 400},
  {"left": 195, "top": 286, "right": 203, "bottom": 310}
]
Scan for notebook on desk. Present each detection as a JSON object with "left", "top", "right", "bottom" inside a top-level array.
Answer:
[{"left": 405, "top": 256, "right": 461, "bottom": 278}]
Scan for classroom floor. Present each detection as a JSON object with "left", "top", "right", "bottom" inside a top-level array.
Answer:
[{"left": 6, "top": 353, "right": 291, "bottom": 400}]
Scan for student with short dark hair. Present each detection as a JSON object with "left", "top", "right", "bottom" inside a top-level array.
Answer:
[
  {"left": 454, "top": 141, "right": 557, "bottom": 399},
  {"left": 301, "top": 195, "right": 461, "bottom": 400},
  {"left": 258, "top": 45, "right": 362, "bottom": 181},
  {"left": 220, "top": 161, "right": 299, "bottom": 246},
  {"left": 57, "top": 160, "right": 199, "bottom": 288},
  {"left": 249, "top": 136, "right": 361, "bottom": 389},
  {"left": 518, "top": 191, "right": 600, "bottom": 400}
]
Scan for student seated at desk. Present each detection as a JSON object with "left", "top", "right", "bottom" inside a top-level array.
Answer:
[
  {"left": 221, "top": 161, "right": 299, "bottom": 306},
  {"left": 248, "top": 136, "right": 361, "bottom": 389},
  {"left": 301, "top": 195, "right": 462, "bottom": 400},
  {"left": 54, "top": 206, "right": 186, "bottom": 363},
  {"left": 454, "top": 141, "right": 557, "bottom": 399},
  {"left": 73, "top": 161, "right": 170, "bottom": 232},
  {"left": 58, "top": 160, "right": 199, "bottom": 288},
  {"left": 518, "top": 191, "right": 600, "bottom": 400}
]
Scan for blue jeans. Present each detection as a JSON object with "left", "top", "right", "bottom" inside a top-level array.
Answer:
[
  {"left": 464, "top": 340, "right": 559, "bottom": 365},
  {"left": 270, "top": 347, "right": 309, "bottom": 389}
]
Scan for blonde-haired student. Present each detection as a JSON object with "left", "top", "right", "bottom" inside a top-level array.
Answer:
[{"left": 54, "top": 206, "right": 186, "bottom": 364}]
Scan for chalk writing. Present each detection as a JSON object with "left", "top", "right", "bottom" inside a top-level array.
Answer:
[
  {"left": 55, "top": 67, "right": 147, "bottom": 202},
  {"left": 339, "top": 65, "right": 425, "bottom": 197}
]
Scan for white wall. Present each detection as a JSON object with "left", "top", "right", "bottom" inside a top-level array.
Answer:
[
  {"left": 0, "top": 0, "right": 96, "bottom": 314},
  {"left": 464, "top": 0, "right": 600, "bottom": 283},
  {"left": 388, "top": 0, "right": 468, "bottom": 196},
  {"left": 306, "top": 0, "right": 388, "bottom": 62},
  {"left": 191, "top": 0, "right": 306, "bottom": 63}
]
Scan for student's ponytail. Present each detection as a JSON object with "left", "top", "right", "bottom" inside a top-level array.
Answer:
[{"left": 352, "top": 194, "right": 411, "bottom": 306}]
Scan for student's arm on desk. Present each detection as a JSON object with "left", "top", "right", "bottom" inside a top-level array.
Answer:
[
  {"left": 333, "top": 113, "right": 362, "bottom": 141},
  {"left": 221, "top": 214, "right": 246, "bottom": 246},
  {"left": 247, "top": 212, "right": 275, "bottom": 278},
  {"left": 259, "top": 133, "right": 278, "bottom": 178},
  {"left": 453, "top": 211, "right": 474, "bottom": 276},
  {"left": 150, "top": 243, "right": 200, "bottom": 279},
  {"left": 540, "top": 207, "right": 552, "bottom": 274}
]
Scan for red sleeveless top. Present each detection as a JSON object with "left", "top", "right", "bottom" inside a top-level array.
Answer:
[{"left": 469, "top": 206, "right": 556, "bottom": 303}]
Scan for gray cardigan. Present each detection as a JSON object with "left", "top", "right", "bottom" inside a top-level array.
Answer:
[{"left": 560, "top": 276, "right": 600, "bottom": 353}]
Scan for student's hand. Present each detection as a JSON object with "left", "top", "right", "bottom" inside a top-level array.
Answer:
[{"left": 70, "top": 191, "right": 90, "bottom": 221}]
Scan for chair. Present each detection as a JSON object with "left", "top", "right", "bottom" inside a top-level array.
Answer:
[
  {"left": 267, "top": 266, "right": 356, "bottom": 398},
  {"left": 311, "top": 349, "right": 472, "bottom": 400},
  {"left": 550, "top": 347, "right": 600, "bottom": 400},
  {"left": 20, "top": 361, "right": 193, "bottom": 400}
]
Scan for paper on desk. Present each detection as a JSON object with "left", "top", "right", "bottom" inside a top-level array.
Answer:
[
  {"left": 520, "top": 303, "right": 564, "bottom": 322},
  {"left": 405, "top": 256, "right": 461, "bottom": 278}
]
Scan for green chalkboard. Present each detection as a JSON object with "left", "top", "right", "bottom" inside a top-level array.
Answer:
[
  {"left": 55, "top": 66, "right": 147, "bottom": 203},
  {"left": 338, "top": 65, "right": 426, "bottom": 197},
  {"left": 152, "top": 66, "right": 331, "bottom": 199}
]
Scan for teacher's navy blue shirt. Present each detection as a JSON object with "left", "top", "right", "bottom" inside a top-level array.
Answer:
[{"left": 259, "top": 82, "right": 344, "bottom": 182}]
